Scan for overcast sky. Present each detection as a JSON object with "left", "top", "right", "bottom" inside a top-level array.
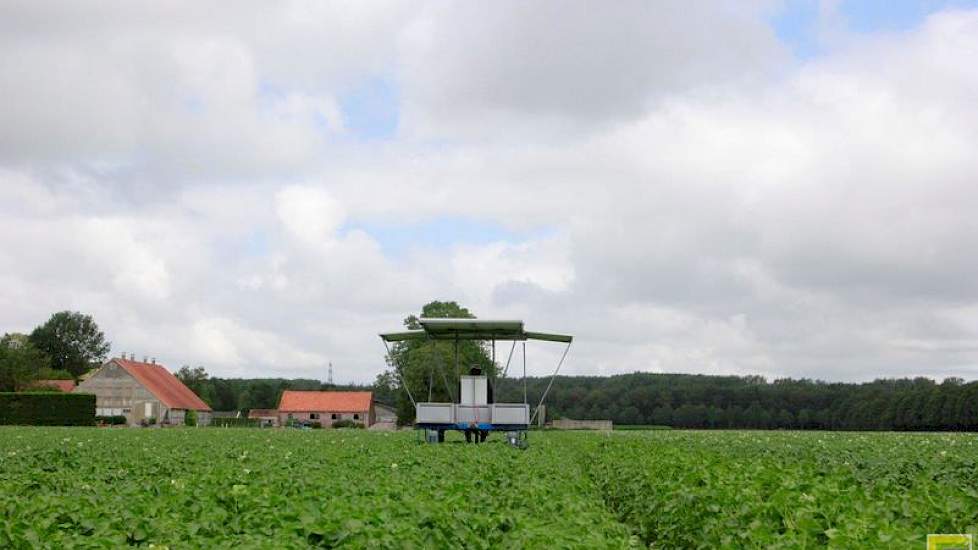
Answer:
[{"left": 3, "top": 0, "right": 978, "bottom": 383}]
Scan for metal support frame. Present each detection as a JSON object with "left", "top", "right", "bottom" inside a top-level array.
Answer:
[
  {"left": 522, "top": 341, "right": 527, "bottom": 405},
  {"left": 486, "top": 337, "right": 497, "bottom": 399},
  {"left": 492, "top": 340, "right": 518, "bottom": 398},
  {"left": 427, "top": 356, "right": 433, "bottom": 402},
  {"left": 500, "top": 341, "right": 517, "bottom": 378},
  {"left": 383, "top": 340, "right": 416, "bottom": 407},
  {"left": 529, "top": 341, "right": 571, "bottom": 425}
]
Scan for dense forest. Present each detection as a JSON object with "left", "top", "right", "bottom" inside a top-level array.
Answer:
[
  {"left": 186, "top": 370, "right": 978, "bottom": 431},
  {"left": 494, "top": 373, "right": 978, "bottom": 431}
]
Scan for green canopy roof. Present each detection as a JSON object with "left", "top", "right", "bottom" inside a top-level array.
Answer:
[{"left": 379, "top": 318, "right": 572, "bottom": 343}]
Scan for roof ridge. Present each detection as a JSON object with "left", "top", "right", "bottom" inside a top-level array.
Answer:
[{"left": 114, "top": 359, "right": 212, "bottom": 411}]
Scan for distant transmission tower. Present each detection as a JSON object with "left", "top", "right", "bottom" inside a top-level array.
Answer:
[{"left": 327, "top": 362, "right": 334, "bottom": 385}]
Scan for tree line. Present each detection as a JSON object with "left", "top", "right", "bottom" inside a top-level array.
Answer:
[
  {"left": 174, "top": 365, "right": 371, "bottom": 413},
  {"left": 493, "top": 372, "right": 978, "bottom": 431},
  {"left": 8, "top": 304, "right": 978, "bottom": 431}
]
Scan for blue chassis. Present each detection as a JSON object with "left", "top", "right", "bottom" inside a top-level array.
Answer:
[{"left": 416, "top": 423, "right": 528, "bottom": 432}]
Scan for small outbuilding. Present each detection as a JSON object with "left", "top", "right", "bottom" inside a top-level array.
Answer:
[
  {"left": 277, "top": 391, "right": 374, "bottom": 427},
  {"left": 374, "top": 402, "right": 397, "bottom": 423},
  {"left": 248, "top": 408, "right": 279, "bottom": 427}
]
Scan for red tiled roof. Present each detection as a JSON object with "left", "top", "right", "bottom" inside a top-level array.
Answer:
[
  {"left": 248, "top": 409, "right": 278, "bottom": 418},
  {"left": 114, "top": 358, "right": 212, "bottom": 411},
  {"left": 32, "top": 379, "right": 76, "bottom": 392},
  {"left": 278, "top": 391, "right": 372, "bottom": 413}
]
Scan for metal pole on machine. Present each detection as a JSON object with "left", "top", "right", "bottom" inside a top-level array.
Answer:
[
  {"left": 493, "top": 341, "right": 517, "bottom": 397},
  {"left": 426, "top": 337, "right": 434, "bottom": 402},
  {"left": 529, "top": 341, "right": 571, "bottom": 425},
  {"left": 383, "top": 340, "right": 416, "bottom": 407},
  {"left": 522, "top": 341, "right": 527, "bottom": 405},
  {"left": 487, "top": 337, "right": 496, "bottom": 400}
]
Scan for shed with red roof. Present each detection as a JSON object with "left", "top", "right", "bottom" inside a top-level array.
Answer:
[
  {"left": 74, "top": 357, "right": 212, "bottom": 426},
  {"left": 277, "top": 390, "right": 374, "bottom": 427}
]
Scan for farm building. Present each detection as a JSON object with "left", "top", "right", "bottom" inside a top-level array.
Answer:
[
  {"left": 374, "top": 402, "right": 396, "bottom": 423},
  {"left": 74, "top": 357, "right": 212, "bottom": 426},
  {"left": 278, "top": 390, "right": 374, "bottom": 427},
  {"left": 248, "top": 408, "right": 279, "bottom": 427}
]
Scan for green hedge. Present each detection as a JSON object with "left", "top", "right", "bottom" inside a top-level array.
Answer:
[
  {"left": 211, "top": 417, "right": 258, "bottom": 428},
  {"left": 332, "top": 419, "right": 365, "bottom": 429},
  {"left": 0, "top": 392, "right": 96, "bottom": 426}
]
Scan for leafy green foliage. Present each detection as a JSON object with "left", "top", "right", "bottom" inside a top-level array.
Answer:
[
  {"left": 185, "top": 410, "right": 198, "bottom": 427},
  {"left": 582, "top": 431, "right": 978, "bottom": 548},
  {"left": 0, "top": 393, "right": 95, "bottom": 425},
  {"left": 0, "top": 335, "right": 51, "bottom": 392},
  {"left": 95, "top": 415, "right": 127, "bottom": 425},
  {"left": 0, "top": 428, "right": 631, "bottom": 548},
  {"left": 497, "top": 372, "right": 978, "bottom": 431},
  {"left": 2, "top": 429, "right": 977, "bottom": 547},
  {"left": 28, "top": 311, "right": 109, "bottom": 378}
]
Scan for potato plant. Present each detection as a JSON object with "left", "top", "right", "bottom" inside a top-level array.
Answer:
[{"left": 1, "top": 428, "right": 976, "bottom": 548}]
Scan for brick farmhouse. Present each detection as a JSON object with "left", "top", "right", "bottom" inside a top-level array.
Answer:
[{"left": 277, "top": 391, "right": 374, "bottom": 427}]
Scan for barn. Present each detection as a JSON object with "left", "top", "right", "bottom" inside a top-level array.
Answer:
[
  {"left": 74, "top": 357, "right": 212, "bottom": 426},
  {"left": 277, "top": 391, "right": 374, "bottom": 427}
]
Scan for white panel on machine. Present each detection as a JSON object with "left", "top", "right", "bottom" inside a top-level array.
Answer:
[
  {"left": 416, "top": 403, "right": 454, "bottom": 424},
  {"left": 459, "top": 375, "right": 488, "bottom": 405},
  {"left": 491, "top": 403, "right": 530, "bottom": 425}
]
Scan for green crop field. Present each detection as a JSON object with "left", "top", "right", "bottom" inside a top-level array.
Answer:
[{"left": 1, "top": 428, "right": 976, "bottom": 548}]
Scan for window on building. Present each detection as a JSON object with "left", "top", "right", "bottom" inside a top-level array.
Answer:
[
  {"left": 287, "top": 413, "right": 294, "bottom": 419},
  {"left": 331, "top": 413, "right": 338, "bottom": 420},
  {"left": 310, "top": 413, "right": 320, "bottom": 420},
  {"left": 353, "top": 414, "right": 360, "bottom": 420}
]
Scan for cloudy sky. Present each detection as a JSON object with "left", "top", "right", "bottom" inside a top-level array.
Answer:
[{"left": 3, "top": 0, "right": 978, "bottom": 383}]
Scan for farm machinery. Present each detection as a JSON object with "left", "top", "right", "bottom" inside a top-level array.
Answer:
[{"left": 379, "top": 318, "right": 572, "bottom": 447}]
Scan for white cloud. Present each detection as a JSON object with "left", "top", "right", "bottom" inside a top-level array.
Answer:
[
  {"left": 2, "top": 3, "right": 978, "bottom": 384},
  {"left": 188, "top": 316, "right": 324, "bottom": 376},
  {"left": 275, "top": 185, "right": 346, "bottom": 245}
]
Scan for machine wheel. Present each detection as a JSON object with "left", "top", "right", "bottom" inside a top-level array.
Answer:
[{"left": 506, "top": 431, "right": 529, "bottom": 449}]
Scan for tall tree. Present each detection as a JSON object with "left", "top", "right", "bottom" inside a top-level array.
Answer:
[
  {"left": 28, "top": 311, "right": 110, "bottom": 378},
  {"left": 176, "top": 366, "right": 209, "bottom": 394}
]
